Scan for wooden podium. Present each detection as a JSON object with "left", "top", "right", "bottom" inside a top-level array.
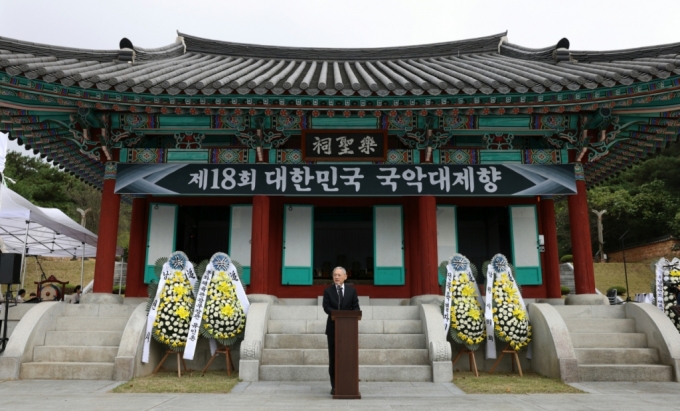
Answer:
[{"left": 331, "top": 310, "right": 362, "bottom": 399}]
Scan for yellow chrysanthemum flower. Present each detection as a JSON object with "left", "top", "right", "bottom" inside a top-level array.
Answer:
[
  {"left": 461, "top": 284, "right": 476, "bottom": 297},
  {"left": 220, "top": 304, "right": 235, "bottom": 317},
  {"left": 175, "top": 305, "right": 190, "bottom": 320},
  {"left": 217, "top": 281, "right": 231, "bottom": 295},
  {"left": 467, "top": 306, "right": 481, "bottom": 320}
]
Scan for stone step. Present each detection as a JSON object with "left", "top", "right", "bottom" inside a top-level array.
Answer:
[
  {"left": 268, "top": 305, "right": 420, "bottom": 321},
  {"left": 264, "top": 334, "right": 426, "bottom": 349},
  {"left": 33, "top": 346, "right": 119, "bottom": 363},
  {"left": 570, "top": 333, "right": 647, "bottom": 349},
  {"left": 63, "top": 304, "right": 136, "bottom": 318},
  {"left": 554, "top": 305, "right": 626, "bottom": 319},
  {"left": 55, "top": 316, "right": 128, "bottom": 332},
  {"left": 267, "top": 320, "right": 422, "bottom": 334},
  {"left": 574, "top": 348, "right": 660, "bottom": 365},
  {"left": 261, "top": 348, "right": 430, "bottom": 365},
  {"left": 45, "top": 330, "right": 122, "bottom": 347},
  {"left": 259, "top": 365, "right": 432, "bottom": 382},
  {"left": 578, "top": 364, "right": 673, "bottom": 382},
  {"left": 564, "top": 318, "right": 636, "bottom": 334},
  {"left": 20, "top": 362, "right": 114, "bottom": 380}
]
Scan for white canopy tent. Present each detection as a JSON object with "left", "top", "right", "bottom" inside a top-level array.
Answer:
[{"left": 0, "top": 186, "right": 124, "bottom": 288}]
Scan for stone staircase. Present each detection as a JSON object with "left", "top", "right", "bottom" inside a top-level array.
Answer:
[
  {"left": 20, "top": 303, "right": 136, "bottom": 380},
  {"left": 555, "top": 305, "right": 673, "bottom": 381},
  {"left": 259, "top": 304, "right": 433, "bottom": 381}
]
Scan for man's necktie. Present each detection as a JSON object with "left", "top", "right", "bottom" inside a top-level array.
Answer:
[{"left": 337, "top": 285, "right": 343, "bottom": 310}]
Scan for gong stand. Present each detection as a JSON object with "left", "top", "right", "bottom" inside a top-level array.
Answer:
[
  {"left": 201, "top": 345, "right": 235, "bottom": 376},
  {"left": 489, "top": 343, "right": 523, "bottom": 377},
  {"left": 153, "top": 350, "right": 190, "bottom": 378},
  {"left": 451, "top": 346, "right": 479, "bottom": 377}
]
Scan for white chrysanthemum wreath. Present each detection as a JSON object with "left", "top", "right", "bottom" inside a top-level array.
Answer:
[
  {"left": 485, "top": 254, "right": 531, "bottom": 352},
  {"left": 444, "top": 254, "right": 486, "bottom": 350},
  {"left": 182, "top": 252, "right": 251, "bottom": 362},
  {"left": 654, "top": 258, "right": 680, "bottom": 332},
  {"left": 197, "top": 253, "right": 246, "bottom": 346},
  {"left": 143, "top": 251, "right": 197, "bottom": 359}
]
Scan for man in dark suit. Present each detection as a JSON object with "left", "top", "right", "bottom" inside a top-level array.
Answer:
[{"left": 322, "top": 266, "right": 360, "bottom": 395}]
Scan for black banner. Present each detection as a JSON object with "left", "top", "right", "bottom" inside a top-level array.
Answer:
[
  {"left": 115, "top": 163, "right": 577, "bottom": 196},
  {"left": 301, "top": 129, "right": 387, "bottom": 161}
]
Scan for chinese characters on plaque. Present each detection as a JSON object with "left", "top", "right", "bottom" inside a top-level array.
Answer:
[{"left": 302, "top": 130, "right": 386, "bottom": 162}]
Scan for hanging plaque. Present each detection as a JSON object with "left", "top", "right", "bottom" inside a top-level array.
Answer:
[
  {"left": 301, "top": 129, "right": 387, "bottom": 162},
  {"left": 115, "top": 163, "right": 577, "bottom": 196}
]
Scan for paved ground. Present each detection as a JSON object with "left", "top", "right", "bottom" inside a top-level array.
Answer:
[{"left": 0, "top": 379, "right": 679, "bottom": 410}]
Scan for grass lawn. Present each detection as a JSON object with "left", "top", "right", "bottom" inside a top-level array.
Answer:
[
  {"left": 0, "top": 257, "right": 96, "bottom": 294},
  {"left": 453, "top": 371, "right": 584, "bottom": 394},
  {"left": 593, "top": 262, "right": 654, "bottom": 297},
  {"left": 113, "top": 371, "right": 239, "bottom": 394}
]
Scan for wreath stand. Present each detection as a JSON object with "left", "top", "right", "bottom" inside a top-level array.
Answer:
[
  {"left": 489, "top": 344, "right": 523, "bottom": 377},
  {"left": 202, "top": 345, "right": 235, "bottom": 376},
  {"left": 153, "top": 350, "right": 190, "bottom": 377},
  {"left": 451, "top": 347, "right": 479, "bottom": 377}
]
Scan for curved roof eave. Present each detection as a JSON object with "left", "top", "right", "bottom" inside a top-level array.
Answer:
[{"left": 176, "top": 31, "right": 508, "bottom": 61}]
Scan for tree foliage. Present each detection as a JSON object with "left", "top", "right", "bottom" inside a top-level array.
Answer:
[{"left": 557, "top": 143, "right": 680, "bottom": 256}]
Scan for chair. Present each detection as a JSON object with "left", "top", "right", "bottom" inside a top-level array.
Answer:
[
  {"left": 606, "top": 289, "right": 623, "bottom": 305},
  {"left": 322, "top": 262, "right": 331, "bottom": 277},
  {"left": 351, "top": 261, "right": 361, "bottom": 278}
]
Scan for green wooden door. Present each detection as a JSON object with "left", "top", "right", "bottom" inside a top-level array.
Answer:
[
  {"left": 145, "top": 203, "right": 178, "bottom": 283},
  {"left": 509, "top": 205, "right": 542, "bottom": 285},
  {"left": 373, "top": 205, "right": 405, "bottom": 285},
  {"left": 282, "top": 205, "right": 314, "bottom": 285},
  {"left": 229, "top": 205, "right": 252, "bottom": 285},
  {"left": 436, "top": 205, "right": 458, "bottom": 285}
]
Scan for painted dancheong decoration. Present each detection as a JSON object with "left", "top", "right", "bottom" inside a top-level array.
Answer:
[
  {"left": 654, "top": 257, "right": 680, "bottom": 332},
  {"left": 443, "top": 253, "right": 486, "bottom": 350},
  {"left": 184, "top": 252, "right": 250, "bottom": 360},
  {"left": 483, "top": 254, "right": 531, "bottom": 359},
  {"left": 142, "top": 251, "right": 197, "bottom": 363}
]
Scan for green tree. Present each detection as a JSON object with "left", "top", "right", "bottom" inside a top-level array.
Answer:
[{"left": 557, "top": 143, "right": 680, "bottom": 258}]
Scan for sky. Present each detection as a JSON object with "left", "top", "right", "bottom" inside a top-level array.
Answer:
[{"left": 2, "top": 0, "right": 680, "bottom": 156}]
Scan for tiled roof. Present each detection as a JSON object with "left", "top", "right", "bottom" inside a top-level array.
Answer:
[{"left": 1, "top": 32, "right": 680, "bottom": 98}]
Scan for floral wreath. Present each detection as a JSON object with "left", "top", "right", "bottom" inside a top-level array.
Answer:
[
  {"left": 194, "top": 253, "right": 247, "bottom": 346},
  {"left": 485, "top": 254, "right": 531, "bottom": 352},
  {"left": 146, "top": 251, "right": 196, "bottom": 352},
  {"left": 444, "top": 254, "right": 486, "bottom": 350},
  {"left": 654, "top": 257, "right": 680, "bottom": 332}
]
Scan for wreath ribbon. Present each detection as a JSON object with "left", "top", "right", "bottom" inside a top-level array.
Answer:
[
  {"left": 655, "top": 258, "right": 669, "bottom": 313},
  {"left": 483, "top": 260, "right": 530, "bottom": 360},
  {"left": 443, "top": 261, "right": 483, "bottom": 333}
]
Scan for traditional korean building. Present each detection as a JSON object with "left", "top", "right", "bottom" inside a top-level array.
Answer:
[{"left": 1, "top": 31, "right": 679, "bottom": 300}]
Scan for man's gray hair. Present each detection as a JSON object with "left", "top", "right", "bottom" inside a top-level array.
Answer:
[{"left": 332, "top": 266, "right": 347, "bottom": 275}]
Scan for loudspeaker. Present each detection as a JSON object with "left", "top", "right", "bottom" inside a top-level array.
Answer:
[{"left": 0, "top": 254, "right": 22, "bottom": 285}]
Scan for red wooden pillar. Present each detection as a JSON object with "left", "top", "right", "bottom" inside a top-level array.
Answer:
[
  {"left": 417, "top": 196, "right": 439, "bottom": 295},
  {"left": 540, "top": 197, "right": 562, "bottom": 299},
  {"left": 250, "top": 195, "right": 271, "bottom": 295},
  {"left": 124, "top": 196, "right": 146, "bottom": 297},
  {"left": 267, "top": 197, "right": 283, "bottom": 289},
  {"left": 93, "top": 162, "right": 121, "bottom": 293},
  {"left": 567, "top": 164, "right": 596, "bottom": 294}
]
